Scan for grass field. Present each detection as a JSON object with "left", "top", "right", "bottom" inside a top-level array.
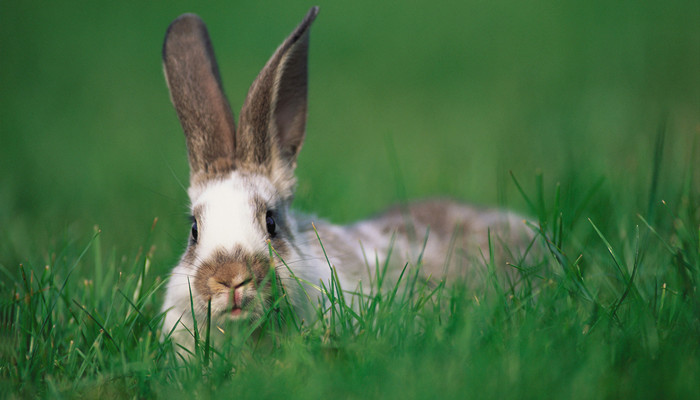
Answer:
[{"left": 1, "top": 0, "right": 699, "bottom": 398}]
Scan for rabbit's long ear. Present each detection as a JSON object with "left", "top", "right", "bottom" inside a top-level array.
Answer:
[
  {"left": 163, "top": 14, "right": 236, "bottom": 177},
  {"left": 238, "top": 6, "right": 318, "bottom": 171}
]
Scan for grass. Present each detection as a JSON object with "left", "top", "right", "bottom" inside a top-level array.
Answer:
[
  {"left": 2, "top": 161, "right": 699, "bottom": 398},
  {"left": 1, "top": 0, "right": 699, "bottom": 398}
]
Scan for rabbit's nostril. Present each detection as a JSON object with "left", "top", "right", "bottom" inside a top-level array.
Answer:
[{"left": 235, "top": 278, "right": 252, "bottom": 289}]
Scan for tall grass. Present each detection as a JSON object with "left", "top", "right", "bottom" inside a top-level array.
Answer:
[{"left": 2, "top": 148, "right": 698, "bottom": 398}]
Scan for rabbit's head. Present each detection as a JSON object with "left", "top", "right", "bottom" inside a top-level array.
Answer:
[{"left": 161, "top": 7, "right": 318, "bottom": 327}]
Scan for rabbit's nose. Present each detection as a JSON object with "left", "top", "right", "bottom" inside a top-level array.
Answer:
[
  {"left": 231, "top": 275, "right": 253, "bottom": 289},
  {"left": 231, "top": 279, "right": 252, "bottom": 307},
  {"left": 210, "top": 264, "right": 251, "bottom": 290}
]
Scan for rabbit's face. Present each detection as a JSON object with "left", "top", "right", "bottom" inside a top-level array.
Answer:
[
  {"left": 161, "top": 8, "right": 317, "bottom": 343},
  {"left": 182, "top": 172, "right": 293, "bottom": 321}
]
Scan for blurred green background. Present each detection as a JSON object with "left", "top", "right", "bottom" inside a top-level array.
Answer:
[{"left": 1, "top": 0, "right": 698, "bottom": 277}]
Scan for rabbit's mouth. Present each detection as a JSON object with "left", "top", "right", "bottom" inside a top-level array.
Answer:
[
  {"left": 217, "top": 302, "right": 252, "bottom": 321},
  {"left": 230, "top": 306, "right": 244, "bottom": 317},
  {"left": 224, "top": 284, "right": 256, "bottom": 320}
]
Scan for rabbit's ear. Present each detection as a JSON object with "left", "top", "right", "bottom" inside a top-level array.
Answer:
[
  {"left": 238, "top": 6, "right": 318, "bottom": 171},
  {"left": 163, "top": 14, "right": 236, "bottom": 176}
]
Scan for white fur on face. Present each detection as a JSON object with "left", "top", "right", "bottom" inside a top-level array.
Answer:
[{"left": 188, "top": 171, "right": 277, "bottom": 261}]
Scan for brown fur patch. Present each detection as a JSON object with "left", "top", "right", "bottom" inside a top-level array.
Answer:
[
  {"left": 237, "top": 8, "right": 317, "bottom": 173},
  {"left": 194, "top": 247, "right": 272, "bottom": 300},
  {"left": 163, "top": 14, "right": 237, "bottom": 176},
  {"left": 352, "top": 199, "right": 538, "bottom": 285}
]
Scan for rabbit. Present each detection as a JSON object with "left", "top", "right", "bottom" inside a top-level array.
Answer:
[{"left": 160, "top": 6, "right": 537, "bottom": 352}]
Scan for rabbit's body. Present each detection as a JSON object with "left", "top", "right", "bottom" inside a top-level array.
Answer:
[
  {"left": 160, "top": 8, "right": 535, "bottom": 352},
  {"left": 310, "top": 199, "right": 531, "bottom": 286}
]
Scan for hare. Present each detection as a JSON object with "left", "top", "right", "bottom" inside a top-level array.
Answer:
[{"left": 160, "top": 7, "right": 536, "bottom": 351}]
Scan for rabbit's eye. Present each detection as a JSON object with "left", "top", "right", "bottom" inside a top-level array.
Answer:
[
  {"left": 265, "top": 211, "right": 276, "bottom": 237},
  {"left": 191, "top": 219, "right": 199, "bottom": 243}
]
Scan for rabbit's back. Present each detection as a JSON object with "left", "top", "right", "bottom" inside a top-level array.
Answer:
[{"left": 300, "top": 199, "right": 537, "bottom": 289}]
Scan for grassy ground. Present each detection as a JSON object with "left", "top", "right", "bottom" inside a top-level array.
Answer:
[{"left": 1, "top": 0, "right": 699, "bottom": 398}]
